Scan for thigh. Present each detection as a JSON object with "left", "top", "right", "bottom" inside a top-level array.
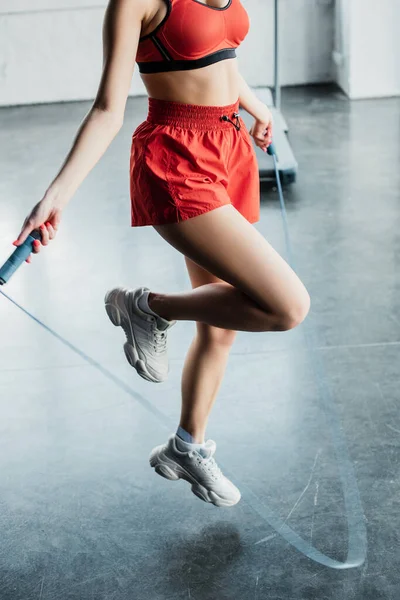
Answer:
[
  {"left": 185, "top": 256, "right": 226, "bottom": 289},
  {"left": 154, "top": 205, "right": 309, "bottom": 316},
  {"left": 184, "top": 256, "right": 237, "bottom": 343}
]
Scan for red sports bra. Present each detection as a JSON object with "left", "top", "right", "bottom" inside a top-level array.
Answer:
[{"left": 136, "top": 0, "right": 250, "bottom": 74}]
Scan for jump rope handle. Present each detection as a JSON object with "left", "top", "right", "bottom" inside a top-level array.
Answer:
[
  {"left": 0, "top": 230, "right": 41, "bottom": 285},
  {"left": 267, "top": 142, "right": 277, "bottom": 157}
]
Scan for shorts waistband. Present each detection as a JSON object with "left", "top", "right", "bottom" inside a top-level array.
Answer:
[{"left": 146, "top": 97, "right": 241, "bottom": 130}]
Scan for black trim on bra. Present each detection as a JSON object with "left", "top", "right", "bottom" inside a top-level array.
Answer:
[
  {"left": 139, "top": 0, "right": 172, "bottom": 42},
  {"left": 191, "top": 0, "right": 232, "bottom": 11},
  {"left": 150, "top": 35, "right": 173, "bottom": 61},
  {"left": 137, "top": 48, "right": 237, "bottom": 74}
]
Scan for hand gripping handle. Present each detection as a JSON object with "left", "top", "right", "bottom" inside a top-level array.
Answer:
[{"left": 0, "top": 230, "right": 41, "bottom": 285}]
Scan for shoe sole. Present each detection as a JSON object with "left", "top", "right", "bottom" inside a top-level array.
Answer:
[
  {"left": 104, "top": 288, "right": 165, "bottom": 384},
  {"left": 149, "top": 449, "right": 240, "bottom": 508}
]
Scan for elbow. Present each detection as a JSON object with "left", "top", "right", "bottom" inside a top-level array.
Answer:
[
  {"left": 92, "top": 104, "right": 124, "bottom": 133},
  {"left": 106, "top": 110, "right": 124, "bottom": 134}
]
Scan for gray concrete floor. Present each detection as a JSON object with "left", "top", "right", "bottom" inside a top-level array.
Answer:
[{"left": 0, "top": 85, "right": 399, "bottom": 599}]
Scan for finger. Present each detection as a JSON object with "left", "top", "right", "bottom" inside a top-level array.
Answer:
[
  {"left": 257, "top": 138, "right": 269, "bottom": 149},
  {"left": 45, "top": 211, "right": 61, "bottom": 232},
  {"left": 262, "top": 127, "right": 273, "bottom": 148},
  {"left": 45, "top": 222, "right": 56, "bottom": 240},
  {"left": 51, "top": 212, "right": 61, "bottom": 231},
  {"left": 39, "top": 223, "right": 50, "bottom": 246},
  {"left": 254, "top": 128, "right": 269, "bottom": 143},
  {"left": 261, "top": 141, "right": 270, "bottom": 153},
  {"left": 16, "top": 219, "right": 35, "bottom": 246},
  {"left": 26, "top": 255, "right": 32, "bottom": 264},
  {"left": 254, "top": 133, "right": 267, "bottom": 143},
  {"left": 32, "top": 239, "right": 41, "bottom": 254}
]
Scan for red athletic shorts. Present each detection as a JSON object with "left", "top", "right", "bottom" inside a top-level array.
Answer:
[{"left": 130, "top": 97, "right": 260, "bottom": 227}]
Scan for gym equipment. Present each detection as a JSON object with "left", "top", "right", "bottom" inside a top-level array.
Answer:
[
  {"left": 239, "top": 0, "right": 298, "bottom": 184},
  {"left": 0, "top": 230, "right": 40, "bottom": 285}
]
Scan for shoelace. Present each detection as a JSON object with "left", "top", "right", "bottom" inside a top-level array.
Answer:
[
  {"left": 153, "top": 328, "right": 167, "bottom": 353},
  {"left": 204, "top": 455, "right": 222, "bottom": 479},
  {"left": 190, "top": 450, "right": 222, "bottom": 480}
]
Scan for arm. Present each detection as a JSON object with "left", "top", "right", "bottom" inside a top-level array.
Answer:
[
  {"left": 16, "top": 0, "right": 147, "bottom": 246},
  {"left": 237, "top": 71, "right": 273, "bottom": 152}
]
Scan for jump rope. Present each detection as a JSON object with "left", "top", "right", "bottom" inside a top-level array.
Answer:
[{"left": 0, "top": 143, "right": 367, "bottom": 570}]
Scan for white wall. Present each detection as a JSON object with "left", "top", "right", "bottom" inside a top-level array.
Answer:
[
  {"left": 0, "top": 1, "right": 140, "bottom": 106},
  {"left": 242, "top": 0, "right": 335, "bottom": 87},
  {"left": 0, "top": 0, "right": 335, "bottom": 107},
  {"left": 333, "top": 0, "right": 400, "bottom": 99}
]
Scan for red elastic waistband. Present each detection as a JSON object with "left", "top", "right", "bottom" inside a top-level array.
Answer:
[{"left": 146, "top": 97, "right": 241, "bottom": 130}]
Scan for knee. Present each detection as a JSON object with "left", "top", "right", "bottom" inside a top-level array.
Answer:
[
  {"left": 196, "top": 323, "right": 237, "bottom": 349},
  {"left": 274, "top": 290, "right": 311, "bottom": 332}
]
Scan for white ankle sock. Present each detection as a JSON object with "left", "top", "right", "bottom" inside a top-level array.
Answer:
[
  {"left": 175, "top": 434, "right": 205, "bottom": 454},
  {"left": 137, "top": 290, "right": 159, "bottom": 318}
]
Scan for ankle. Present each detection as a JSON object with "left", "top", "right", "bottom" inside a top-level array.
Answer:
[
  {"left": 177, "top": 424, "right": 205, "bottom": 444},
  {"left": 148, "top": 292, "right": 172, "bottom": 321}
]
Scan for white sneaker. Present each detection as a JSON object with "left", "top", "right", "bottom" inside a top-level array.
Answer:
[
  {"left": 149, "top": 435, "right": 241, "bottom": 507},
  {"left": 104, "top": 286, "right": 176, "bottom": 383}
]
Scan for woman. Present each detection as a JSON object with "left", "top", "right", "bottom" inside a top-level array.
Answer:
[{"left": 15, "top": 0, "right": 310, "bottom": 508}]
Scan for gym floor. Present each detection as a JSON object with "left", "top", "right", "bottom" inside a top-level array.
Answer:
[{"left": 0, "top": 85, "right": 399, "bottom": 600}]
